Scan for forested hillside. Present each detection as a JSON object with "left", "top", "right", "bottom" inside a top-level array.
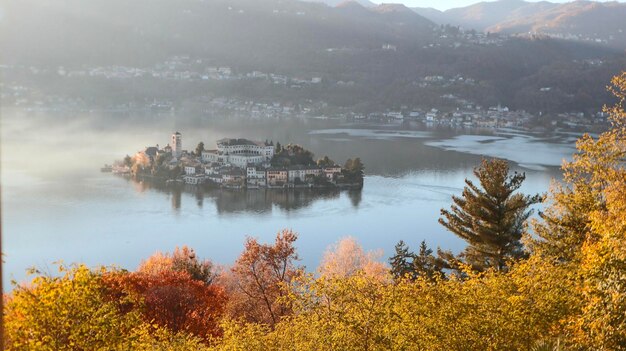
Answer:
[{"left": 2, "top": 0, "right": 624, "bottom": 114}]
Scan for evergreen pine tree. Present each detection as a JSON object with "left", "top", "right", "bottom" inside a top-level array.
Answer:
[
  {"left": 389, "top": 240, "right": 443, "bottom": 281},
  {"left": 439, "top": 159, "right": 541, "bottom": 271},
  {"left": 413, "top": 240, "right": 444, "bottom": 280},
  {"left": 389, "top": 240, "right": 414, "bottom": 280}
]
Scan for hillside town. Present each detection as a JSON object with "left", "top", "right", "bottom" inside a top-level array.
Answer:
[{"left": 113, "top": 132, "right": 364, "bottom": 189}]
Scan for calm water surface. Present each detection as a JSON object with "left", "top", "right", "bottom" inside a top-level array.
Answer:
[{"left": 2, "top": 111, "right": 574, "bottom": 286}]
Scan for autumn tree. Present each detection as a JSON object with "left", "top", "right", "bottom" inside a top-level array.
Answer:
[
  {"left": 4, "top": 264, "right": 210, "bottom": 350},
  {"left": 532, "top": 71, "right": 626, "bottom": 349},
  {"left": 138, "top": 246, "right": 216, "bottom": 284},
  {"left": 214, "top": 257, "right": 575, "bottom": 351},
  {"left": 439, "top": 159, "right": 541, "bottom": 272},
  {"left": 223, "top": 229, "right": 302, "bottom": 326},
  {"left": 318, "top": 236, "right": 387, "bottom": 281},
  {"left": 102, "top": 269, "right": 227, "bottom": 342}
]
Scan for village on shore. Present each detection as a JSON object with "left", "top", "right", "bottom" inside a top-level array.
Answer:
[{"left": 109, "top": 132, "right": 364, "bottom": 190}]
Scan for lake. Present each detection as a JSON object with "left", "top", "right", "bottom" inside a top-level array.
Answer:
[{"left": 1, "top": 110, "right": 575, "bottom": 286}]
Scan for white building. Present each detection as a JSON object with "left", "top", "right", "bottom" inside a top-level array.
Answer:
[
  {"left": 202, "top": 138, "right": 274, "bottom": 168},
  {"left": 246, "top": 167, "right": 267, "bottom": 187},
  {"left": 323, "top": 166, "right": 342, "bottom": 180},
  {"left": 184, "top": 165, "right": 200, "bottom": 175},
  {"left": 183, "top": 174, "right": 206, "bottom": 185},
  {"left": 287, "top": 165, "right": 322, "bottom": 183},
  {"left": 216, "top": 138, "right": 274, "bottom": 158}
]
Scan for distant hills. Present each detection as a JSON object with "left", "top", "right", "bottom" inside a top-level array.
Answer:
[
  {"left": 1, "top": 0, "right": 624, "bottom": 115},
  {"left": 310, "top": 0, "right": 375, "bottom": 7},
  {"left": 411, "top": 0, "right": 626, "bottom": 49},
  {"left": 1, "top": 0, "right": 434, "bottom": 68},
  {"left": 413, "top": 0, "right": 559, "bottom": 31}
]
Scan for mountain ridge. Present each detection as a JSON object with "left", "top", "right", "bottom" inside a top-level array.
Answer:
[{"left": 411, "top": 0, "right": 626, "bottom": 49}]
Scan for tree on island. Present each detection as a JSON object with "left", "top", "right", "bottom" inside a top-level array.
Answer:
[
  {"left": 271, "top": 144, "right": 316, "bottom": 166},
  {"left": 317, "top": 156, "right": 336, "bottom": 168},
  {"left": 343, "top": 158, "right": 365, "bottom": 184},
  {"left": 123, "top": 155, "right": 132, "bottom": 167},
  {"left": 195, "top": 142, "right": 205, "bottom": 157},
  {"left": 439, "top": 159, "right": 541, "bottom": 272}
]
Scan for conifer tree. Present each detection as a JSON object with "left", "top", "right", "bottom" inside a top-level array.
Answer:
[
  {"left": 389, "top": 240, "right": 443, "bottom": 281},
  {"left": 439, "top": 159, "right": 541, "bottom": 271},
  {"left": 413, "top": 241, "right": 444, "bottom": 280},
  {"left": 389, "top": 240, "right": 414, "bottom": 280}
]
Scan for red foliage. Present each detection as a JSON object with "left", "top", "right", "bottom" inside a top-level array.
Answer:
[
  {"left": 224, "top": 229, "right": 302, "bottom": 326},
  {"left": 102, "top": 270, "right": 227, "bottom": 341}
]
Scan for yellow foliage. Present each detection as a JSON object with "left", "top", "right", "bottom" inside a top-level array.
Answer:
[
  {"left": 214, "top": 258, "right": 576, "bottom": 351},
  {"left": 3, "top": 264, "right": 209, "bottom": 351}
]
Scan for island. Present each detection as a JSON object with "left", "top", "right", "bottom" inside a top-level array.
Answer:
[{"left": 111, "top": 132, "right": 364, "bottom": 190}]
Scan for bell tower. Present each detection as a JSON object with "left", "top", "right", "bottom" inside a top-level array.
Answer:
[{"left": 171, "top": 132, "right": 182, "bottom": 158}]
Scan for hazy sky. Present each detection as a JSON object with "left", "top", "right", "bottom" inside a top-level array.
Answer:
[{"left": 375, "top": 0, "right": 625, "bottom": 11}]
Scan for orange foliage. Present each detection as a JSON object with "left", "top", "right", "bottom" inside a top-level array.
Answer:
[
  {"left": 102, "top": 270, "right": 227, "bottom": 342},
  {"left": 221, "top": 229, "right": 302, "bottom": 326},
  {"left": 318, "top": 236, "right": 388, "bottom": 281},
  {"left": 138, "top": 246, "right": 216, "bottom": 284}
]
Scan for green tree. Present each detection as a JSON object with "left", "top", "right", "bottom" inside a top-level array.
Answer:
[
  {"left": 389, "top": 240, "right": 442, "bottom": 281},
  {"left": 439, "top": 159, "right": 541, "bottom": 272},
  {"left": 389, "top": 240, "right": 414, "bottom": 280},
  {"left": 123, "top": 154, "right": 132, "bottom": 167},
  {"left": 195, "top": 142, "right": 205, "bottom": 157},
  {"left": 412, "top": 241, "right": 444, "bottom": 281},
  {"left": 343, "top": 158, "right": 365, "bottom": 184},
  {"left": 316, "top": 156, "right": 335, "bottom": 168}
]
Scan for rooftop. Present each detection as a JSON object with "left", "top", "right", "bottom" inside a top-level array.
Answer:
[{"left": 217, "top": 138, "right": 270, "bottom": 147}]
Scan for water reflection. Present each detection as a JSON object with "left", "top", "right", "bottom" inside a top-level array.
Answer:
[{"left": 123, "top": 177, "right": 359, "bottom": 214}]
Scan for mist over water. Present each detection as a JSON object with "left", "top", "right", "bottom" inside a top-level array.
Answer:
[{"left": 2, "top": 109, "right": 570, "bottom": 287}]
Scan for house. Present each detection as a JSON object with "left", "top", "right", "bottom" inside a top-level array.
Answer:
[
  {"left": 247, "top": 167, "right": 267, "bottom": 187},
  {"left": 323, "top": 166, "right": 342, "bottom": 181},
  {"left": 267, "top": 168, "right": 288, "bottom": 186},
  {"left": 288, "top": 166, "right": 308, "bottom": 184},
  {"left": 426, "top": 109, "right": 438, "bottom": 122},
  {"left": 222, "top": 168, "right": 246, "bottom": 186},
  {"left": 207, "top": 174, "right": 224, "bottom": 184},
  {"left": 288, "top": 165, "right": 322, "bottom": 183},
  {"left": 386, "top": 111, "right": 403, "bottom": 120},
  {"left": 183, "top": 174, "right": 206, "bottom": 185}
]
